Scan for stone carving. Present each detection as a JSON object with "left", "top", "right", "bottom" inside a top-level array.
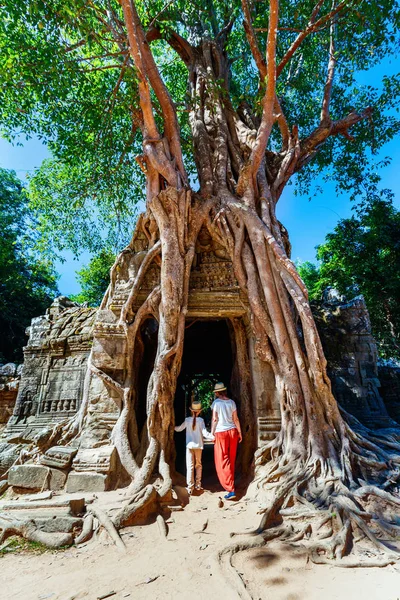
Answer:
[
  {"left": 65, "top": 446, "right": 120, "bottom": 492},
  {"left": 189, "top": 227, "right": 239, "bottom": 291},
  {"left": 313, "top": 291, "right": 395, "bottom": 429},
  {"left": 3, "top": 297, "right": 96, "bottom": 440},
  {"left": 0, "top": 364, "right": 20, "bottom": 432},
  {"left": 72, "top": 445, "right": 116, "bottom": 474},
  {"left": 40, "top": 446, "right": 78, "bottom": 469}
]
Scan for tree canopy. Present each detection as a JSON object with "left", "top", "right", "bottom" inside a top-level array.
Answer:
[
  {"left": 1, "top": 0, "right": 399, "bottom": 256},
  {"left": 298, "top": 195, "right": 400, "bottom": 359},
  {"left": 0, "top": 168, "right": 59, "bottom": 362}
]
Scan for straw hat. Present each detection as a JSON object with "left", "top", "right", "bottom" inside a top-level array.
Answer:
[
  {"left": 213, "top": 382, "right": 227, "bottom": 393},
  {"left": 190, "top": 400, "right": 202, "bottom": 412}
]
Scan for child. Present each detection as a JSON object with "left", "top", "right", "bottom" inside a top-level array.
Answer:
[{"left": 175, "top": 400, "right": 214, "bottom": 494}]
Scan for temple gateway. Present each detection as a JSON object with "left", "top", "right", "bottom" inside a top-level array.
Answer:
[{"left": 0, "top": 227, "right": 398, "bottom": 493}]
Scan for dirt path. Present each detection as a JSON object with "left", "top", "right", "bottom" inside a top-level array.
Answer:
[{"left": 1, "top": 488, "right": 399, "bottom": 600}]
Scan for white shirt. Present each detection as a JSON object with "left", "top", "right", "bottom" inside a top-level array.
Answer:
[
  {"left": 211, "top": 398, "right": 237, "bottom": 432},
  {"left": 174, "top": 417, "right": 214, "bottom": 449}
]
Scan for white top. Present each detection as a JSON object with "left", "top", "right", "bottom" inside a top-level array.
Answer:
[
  {"left": 211, "top": 398, "right": 237, "bottom": 432},
  {"left": 174, "top": 417, "right": 214, "bottom": 449}
]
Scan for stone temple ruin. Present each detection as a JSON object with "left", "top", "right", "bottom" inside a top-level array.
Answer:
[{"left": 0, "top": 230, "right": 399, "bottom": 495}]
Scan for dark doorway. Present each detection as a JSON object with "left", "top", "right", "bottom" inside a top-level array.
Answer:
[{"left": 174, "top": 319, "right": 235, "bottom": 489}]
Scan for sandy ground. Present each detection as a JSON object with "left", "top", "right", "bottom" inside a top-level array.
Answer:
[{"left": 1, "top": 480, "right": 400, "bottom": 600}]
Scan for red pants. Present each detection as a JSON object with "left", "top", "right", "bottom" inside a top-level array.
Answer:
[{"left": 214, "top": 428, "right": 238, "bottom": 492}]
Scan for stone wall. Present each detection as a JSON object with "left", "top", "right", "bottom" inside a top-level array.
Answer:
[
  {"left": 0, "top": 363, "right": 20, "bottom": 433},
  {"left": 313, "top": 288, "right": 395, "bottom": 429},
  {"left": 378, "top": 363, "right": 400, "bottom": 423},
  {"left": 3, "top": 297, "right": 96, "bottom": 442}
]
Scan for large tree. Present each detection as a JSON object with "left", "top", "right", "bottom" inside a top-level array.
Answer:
[{"left": 2, "top": 0, "right": 400, "bottom": 568}]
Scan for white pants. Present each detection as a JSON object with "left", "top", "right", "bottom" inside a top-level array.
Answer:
[{"left": 186, "top": 447, "right": 203, "bottom": 489}]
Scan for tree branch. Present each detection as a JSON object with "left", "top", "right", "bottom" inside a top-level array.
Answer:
[
  {"left": 120, "top": 0, "right": 159, "bottom": 140},
  {"left": 129, "top": 2, "right": 187, "bottom": 184},
  {"left": 296, "top": 107, "right": 372, "bottom": 170},
  {"left": 146, "top": 25, "right": 194, "bottom": 66},
  {"left": 250, "top": 0, "right": 279, "bottom": 178},
  {"left": 320, "top": 3, "right": 338, "bottom": 123},
  {"left": 241, "top": 0, "right": 266, "bottom": 78},
  {"left": 277, "top": 0, "right": 347, "bottom": 77},
  {"left": 242, "top": 0, "right": 290, "bottom": 151}
]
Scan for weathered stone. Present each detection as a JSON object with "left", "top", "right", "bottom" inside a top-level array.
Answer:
[
  {"left": 72, "top": 445, "right": 116, "bottom": 474},
  {"left": 8, "top": 464, "right": 67, "bottom": 491},
  {"left": 378, "top": 363, "right": 400, "bottom": 424},
  {"left": 66, "top": 471, "right": 108, "bottom": 493},
  {"left": 8, "top": 464, "right": 49, "bottom": 490},
  {"left": 0, "top": 363, "right": 21, "bottom": 431},
  {"left": 0, "top": 442, "right": 24, "bottom": 476},
  {"left": 313, "top": 291, "right": 395, "bottom": 429},
  {"left": 1, "top": 261, "right": 399, "bottom": 498},
  {"left": 0, "top": 363, "right": 17, "bottom": 377},
  {"left": 0, "top": 389, "right": 18, "bottom": 426},
  {"left": 4, "top": 297, "right": 96, "bottom": 441},
  {"left": 40, "top": 446, "right": 78, "bottom": 469},
  {"left": 33, "top": 516, "right": 83, "bottom": 533}
]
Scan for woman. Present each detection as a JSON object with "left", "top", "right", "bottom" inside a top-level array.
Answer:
[{"left": 211, "top": 382, "right": 242, "bottom": 500}]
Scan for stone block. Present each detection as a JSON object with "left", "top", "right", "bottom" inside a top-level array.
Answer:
[
  {"left": 48, "top": 468, "right": 68, "bottom": 491},
  {"left": 66, "top": 471, "right": 108, "bottom": 493},
  {"left": 0, "top": 442, "right": 24, "bottom": 476},
  {"left": 33, "top": 516, "right": 83, "bottom": 533},
  {"left": 91, "top": 336, "right": 126, "bottom": 371},
  {"left": 72, "top": 445, "right": 116, "bottom": 473},
  {"left": 0, "top": 363, "right": 17, "bottom": 377},
  {"left": 8, "top": 464, "right": 67, "bottom": 491},
  {"left": 40, "top": 446, "right": 77, "bottom": 469}
]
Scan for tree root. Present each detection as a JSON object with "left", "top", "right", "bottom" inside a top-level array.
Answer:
[
  {"left": 156, "top": 514, "right": 168, "bottom": 539},
  {"left": 310, "top": 555, "right": 397, "bottom": 567},
  {"left": 214, "top": 533, "right": 279, "bottom": 600},
  {"left": 75, "top": 514, "right": 94, "bottom": 546},
  {"left": 0, "top": 515, "right": 73, "bottom": 549},
  {"left": 88, "top": 506, "right": 126, "bottom": 553},
  {"left": 112, "top": 484, "right": 158, "bottom": 529}
]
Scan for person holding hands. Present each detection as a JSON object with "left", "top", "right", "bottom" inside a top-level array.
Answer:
[
  {"left": 175, "top": 399, "right": 215, "bottom": 495},
  {"left": 211, "top": 382, "right": 242, "bottom": 500}
]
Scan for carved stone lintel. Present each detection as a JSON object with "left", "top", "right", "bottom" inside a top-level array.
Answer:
[{"left": 40, "top": 446, "right": 78, "bottom": 469}]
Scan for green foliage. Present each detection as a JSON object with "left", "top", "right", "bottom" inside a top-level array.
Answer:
[
  {"left": 0, "top": 1, "right": 399, "bottom": 255},
  {"left": 70, "top": 248, "right": 116, "bottom": 307},
  {"left": 0, "top": 169, "right": 59, "bottom": 362},
  {"left": 296, "top": 261, "right": 322, "bottom": 301},
  {"left": 298, "top": 196, "right": 400, "bottom": 359},
  {"left": 194, "top": 378, "right": 215, "bottom": 425}
]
